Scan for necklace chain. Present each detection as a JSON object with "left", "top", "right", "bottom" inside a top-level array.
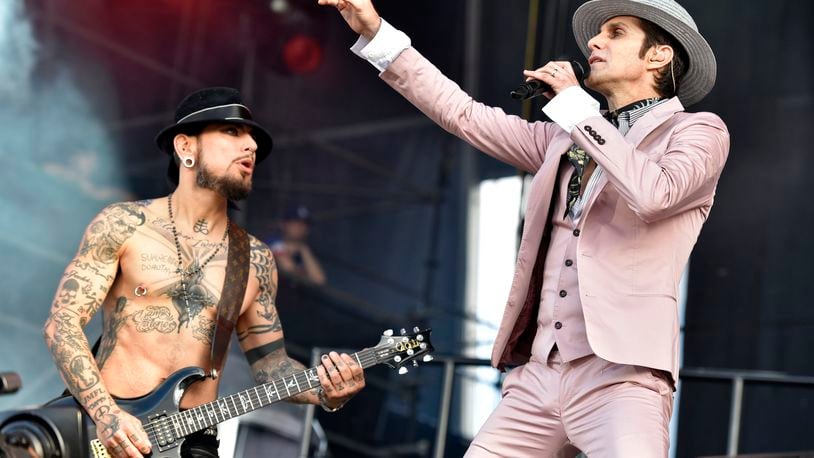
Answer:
[{"left": 167, "top": 193, "right": 229, "bottom": 316}]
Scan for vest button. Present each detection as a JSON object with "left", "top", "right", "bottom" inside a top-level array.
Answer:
[
  {"left": 573, "top": 229, "right": 580, "bottom": 236},
  {"left": 554, "top": 321, "right": 563, "bottom": 330},
  {"left": 565, "top": 259, "right": 573, "bottom": 267},
  {"left": 559, "top": 290, "right": 567, "bottom": 298}
]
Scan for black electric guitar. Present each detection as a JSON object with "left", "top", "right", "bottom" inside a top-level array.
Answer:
[{"left": 49, "top": 328, "right": 433, "bottom": 458}]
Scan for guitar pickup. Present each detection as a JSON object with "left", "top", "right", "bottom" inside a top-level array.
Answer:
[{"left": 148, "top": 411, "right": 178, "bottom": 449}]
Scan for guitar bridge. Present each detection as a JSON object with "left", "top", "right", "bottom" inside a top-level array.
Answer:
[{"left": 90, "top": 439, "right": 111, "bottom": 458}]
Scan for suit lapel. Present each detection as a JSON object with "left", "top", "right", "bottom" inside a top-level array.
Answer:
[
  {"left": 524, "top": 137, "right": 570, "bottom": 226},
  {"left": 624, "top": 97, "right": 685, "bottom": 146},
  {"left": 579, "top": 97, "right": 685, "bottom": 217}
]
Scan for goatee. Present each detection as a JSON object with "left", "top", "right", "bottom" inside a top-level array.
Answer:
[{"left": 196, "top": 163, "right": 252, "bottom": 201}]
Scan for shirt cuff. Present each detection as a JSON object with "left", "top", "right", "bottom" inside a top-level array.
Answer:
[
  {"left": 541, "top": 86, "right": 602, "bottom": 133},
  {"left": 350, "top": 18, "right": 411, "bottom": 73}
]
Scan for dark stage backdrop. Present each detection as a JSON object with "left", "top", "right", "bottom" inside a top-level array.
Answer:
[
  {"left": 0, "top": 0, "right": 811, "bottom": 456},
  {"left": 675, "top": 1, "right": 814, "bottom": 456}
]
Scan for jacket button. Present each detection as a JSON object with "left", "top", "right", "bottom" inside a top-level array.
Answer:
[
  {"left": 554, "top": 321, "right": 563, "bottom": 330},
  {"left": 559, "top": 290, "right": 567, "bottom": 298},
  {"left": 583, "top": 125, "right": 591, "bottom": 132},
  {"left": 573, "top": 229, "right": 580, "bottom": 236},
  {"left": 598, "top": 138, "right": 606, "bottom": 145},
  {"left": 565, "top": 259, "right": 573, "bottom": 267}
]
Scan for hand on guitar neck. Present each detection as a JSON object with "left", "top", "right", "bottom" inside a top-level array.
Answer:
[{"left": 315, "top": 351, "right": 365, "bottom": 410}]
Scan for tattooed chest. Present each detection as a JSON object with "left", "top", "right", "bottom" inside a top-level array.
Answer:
[
  {"left": 100, "top": 296, "right": 215, "bottom": 356},
  {"left": 138, "top": 252, "right": 176, "bottom": 274},
  {"left": 95, "top": 296, "right": 217, "bottom": 370}
]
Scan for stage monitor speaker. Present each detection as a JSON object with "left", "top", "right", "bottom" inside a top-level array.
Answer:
[{"left": 0, "top": 406, "right": 88, "bottom": 457}]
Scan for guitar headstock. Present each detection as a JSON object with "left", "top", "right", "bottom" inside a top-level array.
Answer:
[{"left": 372, "top": 327, "right": 434, "bottom": 374}]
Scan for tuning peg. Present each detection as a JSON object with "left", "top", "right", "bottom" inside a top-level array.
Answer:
[
  {"left": 384, "top": 329, "right": 394, "bottom": 336},
  {"left": 400, "top": 328, "right": 407, "bottom": 335},
  {"left": 398, "top": 367, "right": 408, "bottom": 375},
  {"left": 413, "top": 326, "right": 420, "bottom": 333},
  {"left": 413, "top": 360, "right": 419, "bottom": 367},
  {"left": 423, "top": 355, "right": 434, "bottom": 362},
  {"left": 417, "top": 334, "right": 424, "bottom": 342}
]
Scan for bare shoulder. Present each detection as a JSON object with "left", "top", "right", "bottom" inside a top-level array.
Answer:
[
  {"left": 248, "top": 234, "right": 276, "bottom": 279},
  {"left": 240, "top": 234, "right": 280, "bottom": 325},
  {"left": 79, "top": 200, "right": 154, "bottom": 263}
]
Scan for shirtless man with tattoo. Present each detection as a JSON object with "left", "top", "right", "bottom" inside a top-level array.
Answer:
[{"left": 43, "top": 87, "right": 366, "bottom": 457}]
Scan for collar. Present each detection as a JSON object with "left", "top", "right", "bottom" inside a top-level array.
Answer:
[{"left": 606, "top": 97, "right": 668, "bottom": 128}]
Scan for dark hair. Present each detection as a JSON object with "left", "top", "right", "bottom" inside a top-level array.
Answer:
[
  {"left": 637, "top": 18, "right": 688, "bottom": 98},
  {"left": 166, "top": 124, "right": 206, "bottom": 187}
]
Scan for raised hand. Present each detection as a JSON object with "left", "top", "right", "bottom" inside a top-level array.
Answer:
[
  {"left": 523, "top": 60, "right": 581, "bottom": 99},
  {"left": 317, "top": 0, "right": 382, "bottom": 39}
]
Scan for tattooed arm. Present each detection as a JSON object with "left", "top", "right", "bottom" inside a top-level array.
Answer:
[
  {"left": 237, "top": 237, "right": 364, "bottom": 409},
  {"left": 42, "top": 203, "right": 152, "bottom": 457}
]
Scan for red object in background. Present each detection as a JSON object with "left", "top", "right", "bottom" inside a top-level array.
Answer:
[{"left": 281, "top": 33, "right": 323, "bottom": 74}]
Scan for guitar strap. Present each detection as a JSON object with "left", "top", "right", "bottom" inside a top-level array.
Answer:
[{"left": 208, "top": 222, "right": 251, "bottom": 378}]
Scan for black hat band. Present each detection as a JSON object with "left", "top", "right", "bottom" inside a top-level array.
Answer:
[{"left": 176, "top": 103, "right": 254, "bottom": 124}]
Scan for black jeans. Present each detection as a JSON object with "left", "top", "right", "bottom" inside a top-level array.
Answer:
[{"left": 180, "top": 430, "right": 220, "bottom": 458}]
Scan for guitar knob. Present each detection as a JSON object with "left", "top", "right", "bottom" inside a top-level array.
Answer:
[
  {"left": 400, "top": 328, "right": 407, "bottom": 335},
  {"left": 384, "top": 329, "right": 394, "bottom": 336},
  {"left": 423, "top": 355, "right": 434, "bottom": 362},
  {"left": 417, "top": 334, "right": 424, "bottom": 342},
  {"left": 407, "top": 349, "right": 414, "bottom": 356},
  {"left": 399, "top": 367, "right": 408, "bottom": 375},
  {"left": 420, "top": 343, "right": 427, "bottom": 350},
  {"left": 413, "top": 326, "right": 420, "bottom": 333},
  {"left": 394, "top": 356, "right": 402, "bottom": 363}
]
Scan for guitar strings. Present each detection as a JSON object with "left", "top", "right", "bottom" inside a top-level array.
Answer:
[
  {"left": 137, "top": 350, "right": 386, "bottom": 438},
  {"left": 139, "top": 337, "right": 431, "bottom": 439}
]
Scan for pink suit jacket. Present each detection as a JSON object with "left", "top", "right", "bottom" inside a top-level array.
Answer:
[{"left": 381, "top": 48, "right": 730, "bottom": 381}]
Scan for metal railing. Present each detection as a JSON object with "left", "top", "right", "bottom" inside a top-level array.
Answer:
[
  {"left": 679, "top": 367, "right": 814, "bottom": 456},
  {"left": 297, "top": 353, "right": 814, "bottom": 458}
]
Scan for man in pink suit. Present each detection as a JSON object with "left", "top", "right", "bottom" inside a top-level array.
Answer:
[{"left": 320, "top": 0, "right": 729, "bottom": 455}]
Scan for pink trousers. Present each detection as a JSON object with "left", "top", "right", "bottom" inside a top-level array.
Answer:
[{"left": 465, "top": 352, "right": 673, "bottom": 458}]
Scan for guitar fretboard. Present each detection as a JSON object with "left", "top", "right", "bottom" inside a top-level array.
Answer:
[{"left": 155, "top": 346, "right": 386, "bottom": 438}]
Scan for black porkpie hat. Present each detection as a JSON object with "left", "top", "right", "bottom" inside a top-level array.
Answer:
[{"left": 156, "top": 87, "right": 273, "bottom": 185}]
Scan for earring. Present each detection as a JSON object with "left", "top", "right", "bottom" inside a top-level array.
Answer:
[{"left": 182, "top": 156, "right": 195, "bottom": 168}]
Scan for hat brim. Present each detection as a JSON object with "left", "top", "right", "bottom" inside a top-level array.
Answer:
[
  {"left": 572, "top": 0, "right": 717, "bottom": 106},
  {"left": 155, "top": 118, "right": 273, "bottom": 163}
]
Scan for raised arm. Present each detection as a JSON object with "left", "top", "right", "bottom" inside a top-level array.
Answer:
[
  {"left": 319, "top": 0, "right": 559, "bottom": 173},
  {"left": 237, "top": 237, "right": 363, "bottom": 410},
  {"left": 43, "top": 202, "right": 152, "bottom": 457}
]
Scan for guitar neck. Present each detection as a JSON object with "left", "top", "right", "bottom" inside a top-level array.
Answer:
[{"left": 168, "top": 347, "right": 380, "bottom": 436}]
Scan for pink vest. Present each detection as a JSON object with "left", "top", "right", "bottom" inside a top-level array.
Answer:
[{"left": 531, "top": 160, "right": 593, "bottom": 362}]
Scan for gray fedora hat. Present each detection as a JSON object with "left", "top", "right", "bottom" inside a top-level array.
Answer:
[{"left": 572, "top": 0, "right": 716, "bottom": 106}]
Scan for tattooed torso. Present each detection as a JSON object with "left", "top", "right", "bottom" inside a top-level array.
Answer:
[{"left": 85, "top": 198, "right": 265, "bottom": 407}]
